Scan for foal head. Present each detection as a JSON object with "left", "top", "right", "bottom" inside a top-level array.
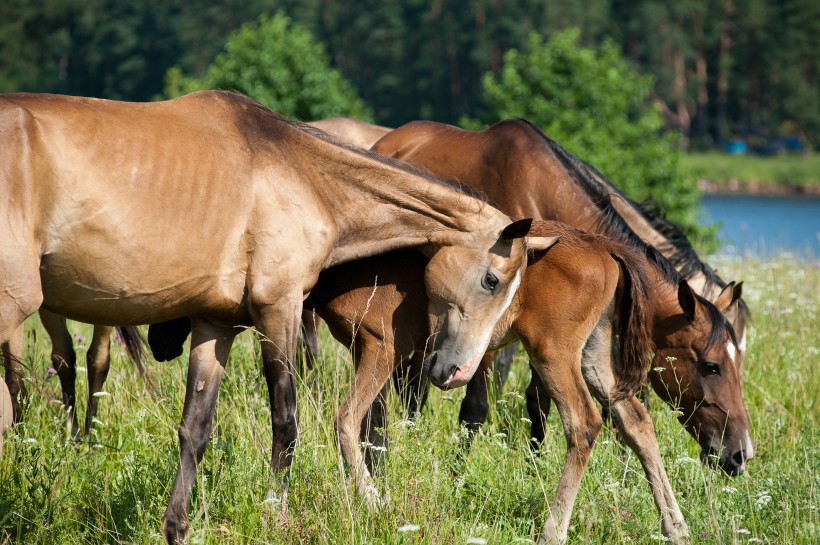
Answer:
[
  {"left": 422, "top": 219, "right": 560, "bottom": 389},
  {"left": 651, "top": 280, "right": 753, "bottom": 476}
]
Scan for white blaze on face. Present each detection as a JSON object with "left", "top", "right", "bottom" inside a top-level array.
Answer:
[
  {"left": 738, "top": 329, "right": 748, "bottom": 355},
  {"left": 744, "top": 429, "right": 755, "bottom": 460},
  {"left": 726, "top": 340, "right": 737, "bottom": 366}
]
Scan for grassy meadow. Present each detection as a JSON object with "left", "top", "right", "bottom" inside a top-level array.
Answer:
[{"left": 0, "top": 253, "right": 817, "bottom": 544}]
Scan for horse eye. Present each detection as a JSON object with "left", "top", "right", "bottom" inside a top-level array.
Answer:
[
  {"left": 702, "top": 362, "right": 721, "bottom": 376},
  {"left": 482, "top": 271, "right": 499, "bottom": 292}
]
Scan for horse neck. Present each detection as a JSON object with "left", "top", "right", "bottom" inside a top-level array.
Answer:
[{"left": 307, "top": 142, "right": 505, "bottom": 267}]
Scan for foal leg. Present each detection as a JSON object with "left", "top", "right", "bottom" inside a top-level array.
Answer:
[
  {"left": 493, "top": 341, "right": 519, "bottom": 387},
  {"left": 1, "top": 323, "right": 26, "bottom": 423},
  {"left": 162, "top": 319, "right": 236, "bottom": 544},
  {"left": 337, "top": 338, "right": 394, "bottom": 508},
  {"left": 84, "top": 325, "right": 113, "bottom": 434},
  {"left": 529, "top": 347, "right": 602, "bottom": 545},
  {"left": 39, "top": 310, "right": 80, "bottom": 437},
  {"left": 608, "top": 397, "right": 689, "bottom": 544}
]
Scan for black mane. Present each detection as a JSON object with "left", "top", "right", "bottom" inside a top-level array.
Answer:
[{"left": 516, "top": 119, "right": 680, "bottom": 285}]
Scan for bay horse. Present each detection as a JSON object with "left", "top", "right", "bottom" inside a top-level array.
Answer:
[
  {"left": 303, "top": 220, "right": 715, "bottom": 543},
  {"left": 0, "top": 91, "right": 547, "bottom": 544},
  {"left": 373, "top": 120, "right": 752, "bottom": 468},
  {"left": 1, "top": 314, "right": 149, "bottom": 435}
]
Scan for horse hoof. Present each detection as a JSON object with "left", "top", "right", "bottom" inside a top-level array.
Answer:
[
  {"left": 361, "top": 484, "right": 384, "bottom": 510},
  {"left": 161, "top": 515, "right": 188, "bottom": 544}
]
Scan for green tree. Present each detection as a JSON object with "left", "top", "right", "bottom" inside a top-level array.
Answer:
[
  {"left": 164, "top": 11, "right": 371, "bottom": 121},
  {"left": 469, "top": 28, "right": 706, "bottom": 238}
]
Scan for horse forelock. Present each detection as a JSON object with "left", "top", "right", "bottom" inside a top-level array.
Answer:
[
  {"left": 696, "top": 292, "right": 738, "bottom": 353},
  {"left": 514, "top": 119, "right": 680, "bottom": 286}
]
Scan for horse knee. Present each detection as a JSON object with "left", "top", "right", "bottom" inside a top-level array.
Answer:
[{"left": 459, "top": 391, "right": 489, "bottom": 431}]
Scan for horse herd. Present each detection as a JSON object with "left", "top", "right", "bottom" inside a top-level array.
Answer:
[{"left": 0, "top": 91, "right": 753, "bottom": 544}]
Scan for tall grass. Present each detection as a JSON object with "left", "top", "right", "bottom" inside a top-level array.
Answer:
[{"left": 0, "top": 254, "right": 817, "bottom": 544}]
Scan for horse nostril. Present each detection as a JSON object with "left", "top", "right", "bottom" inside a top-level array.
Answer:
[{"left": 732, "top": 449, "right": 745, "bottom": 466}]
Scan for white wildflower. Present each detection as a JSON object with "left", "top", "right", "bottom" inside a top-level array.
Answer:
[{"left": 397, "top": 524, "right": 420, "bottom": 533}]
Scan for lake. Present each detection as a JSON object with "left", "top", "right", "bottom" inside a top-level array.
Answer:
[{"left": 700, "top": 194, "right": 820, "bottom": 255}]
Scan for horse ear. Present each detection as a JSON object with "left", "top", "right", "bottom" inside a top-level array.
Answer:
[
  {"left": 714, "top": 281, "right": 738, "bottom": 312},
  {"left": 678, "top": 279, "right": 697, "bottom": 321},
  {"left": 526, "top": 232, "right": 563, "bottom": 252},
  {"left": 501, "top": 218, "right": 533, "bottom": 241}
]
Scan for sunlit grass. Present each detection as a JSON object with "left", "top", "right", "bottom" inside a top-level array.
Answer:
[{"left": 0, "top": 254, "right": 817, "bottom": 544}]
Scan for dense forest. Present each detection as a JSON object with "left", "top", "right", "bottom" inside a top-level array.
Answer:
[{"left": 1, "top": 0, "right": 817, "bottom": 148}]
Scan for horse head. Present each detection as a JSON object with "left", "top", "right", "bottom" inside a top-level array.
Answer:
[{"left": 651, "top": 280, "right": 753, "bottom": 476}]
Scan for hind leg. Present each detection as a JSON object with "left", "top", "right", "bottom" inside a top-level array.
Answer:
[
  {"left": 582, "top": 338, "right": 689, "bottom": 543},
  {"left": 39, "top": 310, "right": 81, "bottom": 436},
  {"left": 84, "top": 325, "right": 113, "bottom": 434},
  {"left": 162, "top": 318, "right": 236, "bottom": 544},
  {"left": 608, "top": 397, "right": 688, "bottom": 544}
]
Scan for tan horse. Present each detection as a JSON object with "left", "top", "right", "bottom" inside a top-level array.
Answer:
[
  {"left": 304, "top": 220, "right": 715, "bottom": 544},
  {"left": 0, "top": 91, "right": 549, "bottom": 543},
  {"left": 2, "top": 314, "right": 149, "bottom": 436},
  {"left": 373, "top": 120, "right": 753, "bottom": 470}
]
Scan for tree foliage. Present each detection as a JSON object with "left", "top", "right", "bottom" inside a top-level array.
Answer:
[
  {"left": 164, "top": 12, "right": 370, "bottom": 121},
  {"left": 470, "top": 29, "right": 704, "bottom": 237}
]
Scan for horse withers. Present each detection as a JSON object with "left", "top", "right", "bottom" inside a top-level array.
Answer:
[{"left": 0, "top": 91, "right": 541, "bottom": 543}]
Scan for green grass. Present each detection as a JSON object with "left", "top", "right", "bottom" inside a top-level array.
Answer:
[
  {"left": 685, "top": 152, "right": 820, "bottom": 187},
  {"left": 1, "top": 254, "right": 818, "bottom": 544}
]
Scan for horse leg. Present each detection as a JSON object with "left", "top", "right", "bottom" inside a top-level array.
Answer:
[
  {"left": 1, "top": 323, "right": 26, "bottom": 423},
  {"left": 580, "top": 320, "right": 689, "bottom": 544},
  {"left": 529, "top": 345, "right": 602, "bottom": 544},
  {"left": 525, "top": 365, "right": 553, "bottom": 449},
  {"left": 84, "top": 325, "right": 113, "bottom": 434},
  {"left": 609, "top": 396, "right": 689, "bottom": 544},
  {"left": 162, "top": 318, "right": 236, "bottom": 544},
  {"left": 393, "top": 351, "right": 427, "bottom": 418},
  {"left": 459, "top": 352, "right": 492, "bottom": 432},
  {"left": 0, "top": 251, "right": 42, "bottom": 423},
  {"left": 337, "top": 337, "right": 394, "bottom": 508},
  {"left": 299, "top": 309, "right": 320, "bottom": 371},
  {"left": 493, "top": 341, "right": 518, "bottom": 387},
  {"left": 39, "top": 310, "right": 80, "bottom": 437},
  {"left": 252, "top": 299, "right": 302, "bottom": 507},
  {"left": 360, "top": 382, "right": 389, "bottom": 477}
]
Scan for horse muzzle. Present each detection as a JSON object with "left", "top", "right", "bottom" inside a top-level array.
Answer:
[{"left": 423, "top": 351, "right": 481, "bottom": 390}]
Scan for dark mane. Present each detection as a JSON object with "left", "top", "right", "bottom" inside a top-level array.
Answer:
[
  {"left": 220, "top": 91, "right": 492, "bottom": 204},
  {"left": 515, "top": 119, "right": 680, "bottom": 285},
  {"left": 697, "top": 292, "right": 738, "bottom": 352},
  {"left": 630, "top": 200, "right": 750, "bottom": 320}
]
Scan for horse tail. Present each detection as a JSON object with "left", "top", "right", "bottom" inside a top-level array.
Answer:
[
  {"left": 115, "top": 326, "right": 157, "bottom": 391},
  {"left": 609, "top": 244, "right": 654, "bottom": 400}
]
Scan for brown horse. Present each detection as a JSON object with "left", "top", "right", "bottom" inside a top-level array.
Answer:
[
  {"left": 1, "top": 313, "right": 149, "bottom": 435},
  {"left": 373, "top": 120, "right": 753, "bottom": 469},
  {"left": 304, "top": 219, "right": 727, "bottom": 544},
  {"left": 307, "top": 117, "right": 391, "bottom": 149},
  {"left": 0, "top": 91, "right": 547, "bottom": 543}
]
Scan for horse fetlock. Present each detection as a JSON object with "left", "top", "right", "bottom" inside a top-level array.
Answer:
[{"left": 359, "top": 480, "right": 384, "bottom": 510}]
